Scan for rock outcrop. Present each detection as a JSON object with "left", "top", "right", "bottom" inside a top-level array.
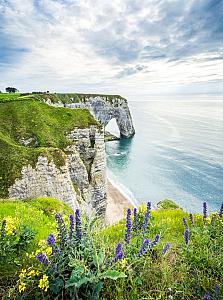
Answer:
[
  {"left": 1, "top": 93, "right": 134, "bottom": 217},
  {"left": 43, "top": 94, "right": 135, "bottom": 138},
  {"left": 8, "top": 126, "right": 106, "bottom": 216}
]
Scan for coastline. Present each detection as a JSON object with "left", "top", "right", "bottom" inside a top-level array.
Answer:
[{"left": 105, "top": 178, "right": 134, "bottom": 225}]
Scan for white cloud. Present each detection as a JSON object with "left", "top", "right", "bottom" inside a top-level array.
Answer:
[{"left": 0, "top": 0, "right": 222, "bottom": 96}]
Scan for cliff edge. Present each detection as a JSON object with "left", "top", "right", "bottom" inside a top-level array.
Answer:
[{"left": 0, "top": 92, "right": 134, "bottom": 216}]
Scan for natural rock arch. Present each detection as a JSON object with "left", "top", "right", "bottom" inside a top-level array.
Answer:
[{"left": 83, "top": 96, "right": 135, "bottom": 138}]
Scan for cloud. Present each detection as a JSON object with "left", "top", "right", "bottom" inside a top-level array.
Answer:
[{"left": 0, "top": 0, "right": 222, "bottom": 95}]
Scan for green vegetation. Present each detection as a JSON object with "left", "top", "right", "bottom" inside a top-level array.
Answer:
[
  {"left": 0, "top": 93, "right": 21, "bottom": 102},
  {"left": 157, "top": 199, "right": 182, "bottom": 210},
  {"left": 0, "top": 198, "right": 72, "bottom": 293},
  {"left": 0, "top": 199, "right": 222, "bottom": 299},
  {"left": 0, "top": 94, "right": 100, "bottom": 198}
]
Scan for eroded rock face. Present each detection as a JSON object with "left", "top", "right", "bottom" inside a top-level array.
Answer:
[
  {"left": 44, "top": 95, "right": 135, "bottom": 138},
  {"left": 8, "top": 126, "right": 107, "bottom": 216}
]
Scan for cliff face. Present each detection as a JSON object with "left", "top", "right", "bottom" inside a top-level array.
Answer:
[
  {"left": 0, "top": 92, "right": 134, "bottom": 217},
  {"left": 8, "top": 126, "right": 106, "bottom": 216},
  {"left": 42, "top": 94, "right": 135, "bottom": 138}
]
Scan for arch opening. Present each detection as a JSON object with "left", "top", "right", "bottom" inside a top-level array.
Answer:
[{"left": 105, "top": 118, "right": 120, "bottom": 138}]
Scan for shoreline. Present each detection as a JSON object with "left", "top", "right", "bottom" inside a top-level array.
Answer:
[{"left": 105, "top": 178, "right": 134, "bottom": 225}]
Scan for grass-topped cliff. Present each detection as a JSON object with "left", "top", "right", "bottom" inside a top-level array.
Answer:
[
  {"left": 0, "top": 92, "right": 125, "bottom": 104},
  {"left": 0, "top": 198, "right": 222, "bottom": 299},
  {"left": 0, "top": 93, "right": 100, "bottom": 198}
]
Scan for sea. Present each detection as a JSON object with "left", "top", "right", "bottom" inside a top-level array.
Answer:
[{"left": 105, "top": 95, "right": 223, "bottom": 213}]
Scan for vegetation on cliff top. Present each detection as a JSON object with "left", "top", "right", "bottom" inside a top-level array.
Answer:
[
  {"left": 0, "top": 198, "right": 222, "bottom": 299},
  {"left": 0, "top": 92, "right": 125, "bottom": 104},
  {"left": 0, "top": 93, "right": 100, "bottom": 198}
]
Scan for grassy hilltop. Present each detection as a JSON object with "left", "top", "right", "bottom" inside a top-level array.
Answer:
[
  {"left": 0, "top": 198, "right": 222, "bottom": 299},
  {"left": 0, "top": 93, "right": 100, "bottom": 198}
]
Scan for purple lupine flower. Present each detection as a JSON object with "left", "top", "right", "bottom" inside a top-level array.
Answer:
[
  {"left": 182, "top": 217, "right": 188, "bottom": 228},
  {"left": 75, "top": 209, "right": 82, "bottom": 241},
  {"left": 151, "top": 234, "right": 160, "bottom": 247},
  {"left": 142, "top": 202, "right": 151, "bottom": 234},
  {"left": 55, "top": 212, "right": 64, "bottom": 225},
  {"left": 189, "top": 213, "right": 194, "bottom": 226},
  {"left": 214, "top": 284, "right": 220, "bottom": 299},
  {"left": 113, "top": 243, "right": 124, "bottom": 262},
  {"left": 184, "top": 228, "right": 190, "bottom": 246},
  {"left": 0, "top": 219, "right": 6, "bottom": 237},
  {"left": 36, "top": 253, "right": 49, "bottom": 265},
  {"left": 133, "top": 208, "right": 138, "bottom": 232},
  {"left": 55, "top": 212, "right": 67, "bottom": 246},
  {"left": 69, "top": 214, "right": 74, "bottom": 238},
  {"left": 219, "top": 203, "right": 223, "bottom": 218},
  {"left": 203, "top": 202, "right": 208, "bottom": 220},
  {"left": 137, "top": 238, "right": 150, "bottom": 257},
  {"left": 1, "top": 219, "right": 6, "bottom": 229},
  {"left": 124, "top": 208, "right": 132, "bottom": 244},
  {"left": 162, "top": 243, "right": 171, "bottom": 254},
  {"left": 46, "top": 233, "right": 55, "bottom": 247},
  {"left": 203, "top": 293, "right": 211, "bottom": 300}
]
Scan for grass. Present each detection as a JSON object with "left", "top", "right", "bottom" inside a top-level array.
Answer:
[
  {"left": 0, "top": 198, "right": 222, "bottom": 299},
  {"left": 0, "top": 198, "right": 72, "bottom": 241},
  {"left": 0, "top": 93, "right": 21, "bottom": 102},
  {"left": 0, "top": 96, "right": 100, "bottom": 198},
  {"left": 1, "top": 198, "right": 222, "bottom": 299}
]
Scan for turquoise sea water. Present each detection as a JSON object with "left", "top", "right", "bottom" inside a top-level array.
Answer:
[{"left": 106, "top": 96, "right": 223, "bottom": 213}]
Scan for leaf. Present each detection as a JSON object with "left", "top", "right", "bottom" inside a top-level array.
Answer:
[
  {"left": 93, "top": 250, "right": 105, "bottom": 267},
  {"left": 75, "top": 276, "right": 91, "bottom": 288},
  {"left": 65, "top": 267, "right": 85, "bottom": 288},
  {"left": 100, "top": 270, "right": 127, "bottom": 280}
]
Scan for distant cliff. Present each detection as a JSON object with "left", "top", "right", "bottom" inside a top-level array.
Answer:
[
  {"left": 37, "top": 93, "right": 135, "bottom": 138},
  {"left": 0, "top": 92, "right": 134, "bottom": 216}
]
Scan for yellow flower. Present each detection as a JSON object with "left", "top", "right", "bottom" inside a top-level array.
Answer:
[
  {"left": 19, "top": 282, "right": 26, "bottom": 293},
  {"left": 28, "top": 270, "right": 36, "bottom": 277},
  {"left": 19, "top": 269, "right": 27, "bottom": 280},
  {"left": 5, "top": 216, "right": 16, "bottom": 234},
  {"left": 38, "top": 274, "right": 49, "bottom": 292}
]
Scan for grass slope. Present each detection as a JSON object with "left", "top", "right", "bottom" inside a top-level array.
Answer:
[
  {"left": 0, "top": 94, "right": 100, "bottom": 198},
  {"left": 0, "top": 199, "right": 222, "bottom": 299}
]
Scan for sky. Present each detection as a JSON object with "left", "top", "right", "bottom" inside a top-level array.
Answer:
[{"left": 0, "top": 0, "right": 223, "bottom": 98}]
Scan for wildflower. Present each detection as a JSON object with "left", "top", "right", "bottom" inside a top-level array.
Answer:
[
  {"left": 182, "top": 217, "right": 188, "bottom": 228},
  {"left": 133, "top": 208, "right": 138, "bottom": 232},
  {"left": 55, "top": 212, "right": 67, "bottom": 245},
  {"left": 0, "top": 219, "right": 6, "bottom": 237},
  {"left": 113, "top": 243, "right": 124, "bottom": 262},
  {"left": 55, "top": 212, "right": 64, "bottom": 225},
  {"left": 38, "top": 274, "right": 49, "bottom": 292},
  {"left": 203, "top": 202, "right": 208, "bottom": 220},
  {"left": 124, "top": 208, "right": 132, "bottom": 244},
  {"left": 36, "top": 253, "right": 49, "bottom": 265},
  {"left": 19, "top": 269, "right": 27, "bottom": 280},
  {"left": 69, "top": 214, "right": 74, "bottom": 238},
  {"left": 75, "top": 209, "right": 82, "bottom": 241},
  {"left": 18, "top": 282, "right": 26, "bottom": 293},
  {"left": 46, "top": 233, "right": 55, "bottom": 247},
  {"left": 5, "top": 217, "right": 16, "bottom": 234},
  {"left": 184, "top": 228, "right": 189, "bottom": 246},
  {"left": 189, "top": 213, "right": 194, "bottom": 226},
  {"left": 162, "top": 243, "right": 171, "bottom": 254},
  {"left": 203, "top": 293, "right": 211, "bottom": 300},
  {"left": 137, "top": 238, "right": 150, "bottom": 257},
  {"left": 219, "top": 203, "right": 223, "bottom": 218},
  {"left": 1, "top": 219, "right": 6, "bottom": 229},
  {"left": 142, "top": 202, "right": 151, "bottom": 234},
  {"left": 28, "top": 270, "right": 36, "bottom": 277},
  {"left": 151, "top": 234, "right": 160, "bottom": 247},
  {"left": 214, "top": 284, "right": 220, "bottom": 299}
]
